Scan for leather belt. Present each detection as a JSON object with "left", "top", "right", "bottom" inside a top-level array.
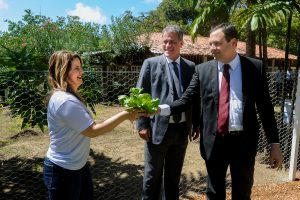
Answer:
[
  {"left": 169, "top": 113, "right": 186, "bottom": 123},
  {"left": 228, "top": 130, "right": 244, "bottom": 135}
]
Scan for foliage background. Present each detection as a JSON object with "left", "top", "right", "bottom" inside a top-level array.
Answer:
[{"left": 0, "top": 0, "right": 299, "bottom": 131}]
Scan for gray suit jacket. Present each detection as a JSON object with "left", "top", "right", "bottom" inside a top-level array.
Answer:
[
  {"left": 136, "top": 55, "right": 200, "bottom": 144},
  {"left": 170, "top": 55, "right": 279, "bottom": 160}
]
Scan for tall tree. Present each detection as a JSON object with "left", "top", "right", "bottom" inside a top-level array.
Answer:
[
  {"left": 174, "top": 0, "right": 258, "bottom": 56},
  {"left": 238, "top": 0, "right": 294, "bottom": 61},
  {"left": 238, "top": 0, "right": 300, "bottom": 121},
  {"left": 175, "top": 0, "right": 238, "bottom": 40},
  {"left": 141, "top": 0, "right": 198, "bottom": 33},
  {"left": 98, "top": 11, "right": 150, "bottom": 67},
  {"left": 246, "top": 0, "right": 257, "bottom": 58}
]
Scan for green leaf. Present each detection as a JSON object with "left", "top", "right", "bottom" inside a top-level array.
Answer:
[
  {"left": 118, "top": 87, "right": 160, "bottom": 113},
  {"left": 251, "top": 14, "right": 259, "bottom": 30}
]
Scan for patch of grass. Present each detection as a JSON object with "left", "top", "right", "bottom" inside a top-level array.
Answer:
[{"left": 0, "top": 104, "right": 129, "bottom": 159}]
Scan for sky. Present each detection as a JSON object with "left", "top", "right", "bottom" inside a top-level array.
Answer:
[{"left": 0, "top": 0, "right": 162, "bottom": 32}]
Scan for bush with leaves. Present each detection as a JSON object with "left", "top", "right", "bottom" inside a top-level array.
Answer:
[
  {"left": 0, "top": 10, "right": 103, "bottom": 131},
  {"left": 0, "top": 46, "right": 49, "bottom": 131},
  {"left": 0, "top": 65, "right": 103, "bottom": 132},
  {"left": 3, "top": 70, "right": 48, "bottom": 131},
  {"left": 79, "top": 68, "right": 103, "bottom": 114}
]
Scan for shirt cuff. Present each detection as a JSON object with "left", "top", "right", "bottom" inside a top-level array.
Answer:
[{"left": 158, "top": 104, "right": 170, "bottom": 116}]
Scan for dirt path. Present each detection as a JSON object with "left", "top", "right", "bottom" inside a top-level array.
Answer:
[{"left": 195, "top": 179, "right": 300, "bottom": 200}]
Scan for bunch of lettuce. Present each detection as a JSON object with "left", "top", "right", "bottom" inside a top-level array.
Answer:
[{"left": 118, "top": 87, "right": 159, "bottom": 113}]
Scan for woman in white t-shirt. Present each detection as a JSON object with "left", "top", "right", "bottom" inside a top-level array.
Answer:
[{"left": 43, "top": 50, "right": 144, "bottom": 200}]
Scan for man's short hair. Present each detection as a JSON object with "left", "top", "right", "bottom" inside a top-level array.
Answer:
[
  {"left": 162, "top": 25, "right": 184, "bottom": 41},
  {"left": 210, "top": 23, "right": 239, "bottom": 42}
]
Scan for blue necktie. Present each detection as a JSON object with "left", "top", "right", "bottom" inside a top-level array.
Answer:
[{"left": 171, "top": 61, "right": 182, "bottom": 122}]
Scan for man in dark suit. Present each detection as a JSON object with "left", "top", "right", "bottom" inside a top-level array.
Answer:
[
  {"left": 159, "top": 23, "right": 283, "bottom": 200},
  {"left": 136, "top": 25, "right": 200, "bottom": 200}
]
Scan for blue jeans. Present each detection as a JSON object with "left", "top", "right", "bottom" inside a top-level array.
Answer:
[{"left": 43, "top": 157, "right": 93, "bottom": 200}]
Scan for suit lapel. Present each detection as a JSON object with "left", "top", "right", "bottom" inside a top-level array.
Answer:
[
  {"left": 239, "top": 55, "right": 248, "bottom": 105},
  {"left": 211, "top": 60, "right": 219, "bottom": 104},
  {"left": 159, "top": 55, "right": 174, "bottom": 94},
  {"left": 180, "top": 58, "right": 189, "bottom": 91}
]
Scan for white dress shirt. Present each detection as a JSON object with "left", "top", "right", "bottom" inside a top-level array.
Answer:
[
  {"left": 165, "top": 56, "right": 186, "bottom": 123},
  {"left": 218, "top": 54, "right": 243, "bottom": 131},
  {"left": 160, "top": 54, "right": 243, "bottom": 131}
]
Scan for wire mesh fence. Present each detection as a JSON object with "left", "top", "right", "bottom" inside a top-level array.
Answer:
[{"left": 0, "top": 68, "right": 299, "bottom": 200}]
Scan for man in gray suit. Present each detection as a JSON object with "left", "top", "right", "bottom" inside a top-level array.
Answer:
[
  {"left": 159, "top": 23, "right": 283, "bottom": 200},
  {"left": 136, "top": 25, "right": 200, "bottom": 200}
]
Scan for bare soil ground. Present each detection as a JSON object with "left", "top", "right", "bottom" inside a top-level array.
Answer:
[
  {"left": 250, "top": 180, "right": 300, "bottom": 200},
  {"left": 90, "top": 105, "right": 300, "bottom": 200},
  {"left": 188, "top": 179, "right": 300, "bottom": 200}
]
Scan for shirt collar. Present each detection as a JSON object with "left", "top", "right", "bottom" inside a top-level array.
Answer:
[
  {"left": 165, "top": 56, "right": 180, "bottom": 65},
  {"left": 218, "top": 54, "right": 240, "bottom": 71}
]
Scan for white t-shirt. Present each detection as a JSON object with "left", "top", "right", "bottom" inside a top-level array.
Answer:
[{"left": 46, "top": 91, "right": 94, "bottom": 170}]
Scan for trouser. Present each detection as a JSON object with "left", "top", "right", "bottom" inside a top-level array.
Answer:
[
  {"left": 205, "top": 132, "right": 257, "bottom": 200},
  {"left": 43, "top": 157, "right": 93, "bottom": 200},
  {"left": 141, "top": 122, "right": 188, "bottom": 200}
]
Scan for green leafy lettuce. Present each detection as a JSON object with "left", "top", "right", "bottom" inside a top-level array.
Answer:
[{"left": 118, "top": 88, "right": 159, "bottom": 113}]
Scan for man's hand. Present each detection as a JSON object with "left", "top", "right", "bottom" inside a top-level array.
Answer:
[
  {"left": 154, "top": 106, "right": 161, "bottom": 115},
  {"left": 138, "top": 128, "right": 151, "bottom": 142},
  {"left": 270, "top": 143, "right": 283, "bottom": 170},
  {"left": 189, "top": 128, "right": 200, "bottom": 142}
]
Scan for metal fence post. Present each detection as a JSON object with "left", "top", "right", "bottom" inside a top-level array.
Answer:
[{"left": 289, "top": 72, "right": 300, "bottom": 180}]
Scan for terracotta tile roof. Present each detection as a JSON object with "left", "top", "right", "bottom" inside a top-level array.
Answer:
[{"left": 146, "top": 32, "right": 297, "bottom": 60}]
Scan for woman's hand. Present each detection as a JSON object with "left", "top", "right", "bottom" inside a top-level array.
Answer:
[{"left": 126, "top": 109, "right": 148, "bottom": 121}]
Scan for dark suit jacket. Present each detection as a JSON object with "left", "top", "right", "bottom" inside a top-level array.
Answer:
[
  {"left": 170, "top": 55, "right": 279, "bottom": 160},
  {"left": 136, "top": 55, "right": 200, "bottom": 144}
]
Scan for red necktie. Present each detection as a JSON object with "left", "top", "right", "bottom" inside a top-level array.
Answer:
[{"left": 217, "top": 64, "right": 230, "bottom": 135}]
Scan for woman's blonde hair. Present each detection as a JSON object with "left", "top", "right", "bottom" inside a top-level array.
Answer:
[{"left": 46, "top": 50, "right": 83, "bottom": 105}]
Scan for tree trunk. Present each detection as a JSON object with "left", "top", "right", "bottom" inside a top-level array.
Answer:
[
  {"left": 284, "top": 14, "right": 292, "bottom": 72},
  {"left": 262, "top": 27, "right": 268, "bottom": 68},
  {"left": 280, "top": 14, "right": 292, "bottom": 119},
  {"left": 297, "top": 35, "right": 300, "bottom": 72},
  {"left": 246, "top": 24, "right": 256, "bottom": 58},
  {"left": 259, "top": 28, "right": 262, "bottom": 60},
  {"left": 246, "top": 0, "right": 257, "bottom": 58}
]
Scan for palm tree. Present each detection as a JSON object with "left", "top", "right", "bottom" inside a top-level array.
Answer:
[
  {"left": 239, "top": 0, "right": 295, "bottom": 63},
  {"left": 175, "top": 0, "right": 238, "bottom": 40},
  {"left": 175, "top": 0, "right": 258, "bottom": 56},
  {"left": 237, "top": 0, "right": 300, "bottom": 169},
  {"left": 175, "top": 0, "right": 299, "bottom": 59},
  {"left": 239, "top": 0, "right": 299, "bottom": 98}
]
